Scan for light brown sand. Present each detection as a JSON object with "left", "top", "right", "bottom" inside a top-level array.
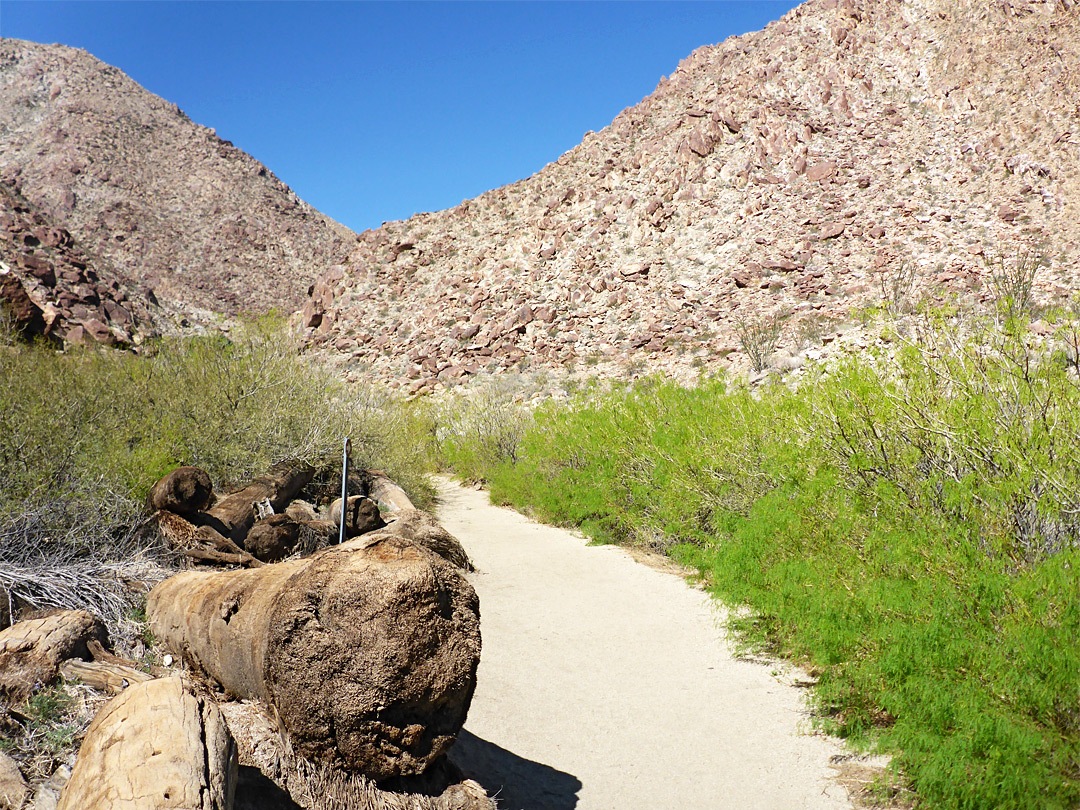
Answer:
[{"left": 437, "top": 478, "right": 858, "bottom": 810}]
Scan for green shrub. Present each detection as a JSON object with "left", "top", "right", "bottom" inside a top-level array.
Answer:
[
  {"left": 0, "top": 318, "right": 434, "bottom": 623},
  {"left": 446, "top": 316, "right": 1080, "bottom": 810}
]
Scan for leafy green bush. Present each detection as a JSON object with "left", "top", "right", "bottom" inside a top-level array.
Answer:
[{"left": 448, "top": 315, "right": 1079, "bottom": 810}]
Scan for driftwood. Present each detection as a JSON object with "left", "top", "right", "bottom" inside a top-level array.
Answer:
[
  {"left": 57, "top": 676, "right": 238, "bottom": 810},
  {"left": 207, "top": 461, "right": 315, "bottom": 543},
  {"left": 147, "top": 535, "right": 481, "bottom": 781},
  {"left": 366, "top": 470, "right": 415, "bottom": 512},
  {"left": 59, "top": 659, "right": 153, "bottom": 695}
]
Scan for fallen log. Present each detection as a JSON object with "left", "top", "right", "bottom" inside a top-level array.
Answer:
[
  {"left": 57, "top": 676, "right": 237, "bottom": 810},
  {"left": 147, "top": 535, "right": 481, "bottom": 781},
  {"left": 207, "top": 460, "right": 315, "bottom": 543},
  {"left": 365, "top": 470, "right": 415, "bottom": 512},
  {"left": 0, "top": 610, "right": 107, "bottom": 701},
  {"left": 328, "top": 495, "right": 385, "bottom": 538},
  {"left": 151, "top": 511, "right": 264, "bottom": 568},
  {"left": 381, "top": 510, "right": 474, "bottom": 572},
  {"left": 146, "top": 466, "right": 214, "bottom": 515}
]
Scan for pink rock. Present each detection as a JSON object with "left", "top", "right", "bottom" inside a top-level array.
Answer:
[
  {"left": 534, "top": 306, "right": 557, "bottom": 323},
  {"left": 820, "top": 222, "right": 846, "bottom": 239},
  {"left": 805, "top": 161, "right": 838, "bottom": 182}
]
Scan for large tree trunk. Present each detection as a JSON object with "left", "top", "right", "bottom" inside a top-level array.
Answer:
[
  {"left": 57, "top": 676, "right": 237, "bottom": 810},
  {"left": 206, "top": 461, "right": 316, "bottom": 543},
  {"left": 146, "top": 535, "right": 481, "bottom": 782}
]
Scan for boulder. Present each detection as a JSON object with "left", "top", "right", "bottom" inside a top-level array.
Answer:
[
  {"left": 245, "top": 515, "right": 301, "bottom": 562},
  {"left": 328, "top": 496, "right": 385, "bottom": 538},
  {"left": 57, "top": 676, "right": 238, "bottom": 810},
  {"left": 0, "top": 610, "right": 107, "bottom": 701},
  {"left": 147, "top": 466, "right": 214, "bottom": 515},
  {"left": 146, "top": 535, "right": 481, "bottom": 781},
  {"left": 380, "top": 510, "right": 474, "bottom": 572}
]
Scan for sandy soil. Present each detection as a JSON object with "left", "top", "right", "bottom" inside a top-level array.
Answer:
[{"left": 437, "top": 478, "right": 859, "bottom": 810}]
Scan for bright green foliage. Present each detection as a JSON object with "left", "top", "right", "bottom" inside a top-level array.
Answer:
[{"left": 453, "top": 319, "right": 1080, "bottom": 810}]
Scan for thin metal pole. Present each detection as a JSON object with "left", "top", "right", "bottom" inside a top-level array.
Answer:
[{"left": 339, "top": 437, "right": 351, "bottom": 545}]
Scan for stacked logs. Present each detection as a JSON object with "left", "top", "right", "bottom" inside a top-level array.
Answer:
[{"left": 1, "top": 465, "right": 489, "bottom": 810}]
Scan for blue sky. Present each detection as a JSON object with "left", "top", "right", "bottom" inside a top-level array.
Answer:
[{"left": 3, "top": 1, "right": 800, "bottom": 233}]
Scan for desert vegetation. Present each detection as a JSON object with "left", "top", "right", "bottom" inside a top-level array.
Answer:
[
  {"left": 0, "top": 317, "right": 437, "bottom": 790},
  {"left": 438, "top": 307, "right": 1080, "bottom": 810}
]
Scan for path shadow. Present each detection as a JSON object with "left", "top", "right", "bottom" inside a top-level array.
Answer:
[{"left": 449, "top": 729, "right": 582, "bottom": 810}]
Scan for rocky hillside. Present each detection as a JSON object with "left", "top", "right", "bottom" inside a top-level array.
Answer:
[
  {"left": 293, "top": 0, "right": 1079, "bottom": 394},
  {"left": 0, "top": 38, "right": 355, "bottom": 322},
  {"left": 1, "top": 181, "right": 159, "bottom": 347}
]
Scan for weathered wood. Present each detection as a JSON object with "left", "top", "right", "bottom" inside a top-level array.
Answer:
[
  {"left": 365, "top": 469, "right": 415, "bottom": 512},
  {"left": 381, "top": 510, "right": 474, "bottom": 571},
  {"left": 208, "top": 461, "right": 315, "bottom": 543},
  {"left": 57, "top": 676, "right": 237, "bottom": 810},
  {"left": 0, "top": 610, "right": 107, "bottom": 701},
  {"left": 183, "top": 547, "right": 262, "bottom": 568},
  {"left": 151, "top": 511, "right": 263, "bottom": 568},
  {"left": 147, "top": 535, "right": 481, "bottom": 781},
  {"left": 146, "top": 466, "right": 214, "bottom": 515},
  {"left": 59, "top": 659, "right": 153, "bottom": 695}
]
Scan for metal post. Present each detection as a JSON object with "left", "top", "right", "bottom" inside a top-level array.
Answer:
[{"left": 339, "top": 437, "right": 351, "bottom": 545}]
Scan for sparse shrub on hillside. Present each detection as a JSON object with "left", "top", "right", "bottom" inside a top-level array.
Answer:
[
  {"left": 873, "top": 259, "right": 919, "bottom": 315},
  {"left": 433, "top": 380, "right": 534, "bottom": 483},
  {"left": 984, "top": 247, "right": 1046, "bottom": 319},
  {"left": 733, "top": 314, "right": 781, "bottom": 371}
]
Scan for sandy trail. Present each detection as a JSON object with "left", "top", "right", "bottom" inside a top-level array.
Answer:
[{"left": 437, "top": 478, "right": 855, "bottom": 810}]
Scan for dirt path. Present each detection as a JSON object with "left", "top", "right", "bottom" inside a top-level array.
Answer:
[{"left": 437, "top": 478, "right": 858, "bottom": 810}]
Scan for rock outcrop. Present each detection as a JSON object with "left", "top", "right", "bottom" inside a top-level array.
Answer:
[
  {"left": 289, "top": 0, "right": 1079, "bottom": 389},
  {"left": 57, "top": 676, "right": 238, "bottom": 810},
  {"left": 0, "top": 182, "right": 158, "bottom": 348},
  {"left": 0, "top": 38, "right": 355, "bottom": 321},
  {"left": 146, "top": 534, "right": 482, "bottom": 781}
]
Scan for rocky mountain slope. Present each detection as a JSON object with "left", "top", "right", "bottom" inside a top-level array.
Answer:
[
  {"left": 0, "top": 38, "right": 355, "bottom": 323},
  {"left": 293, "top": 0, "right": 1079, "bottom": 394},
  {"left": 1, "top": 181, "right": 158, "bottom": 347}
]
